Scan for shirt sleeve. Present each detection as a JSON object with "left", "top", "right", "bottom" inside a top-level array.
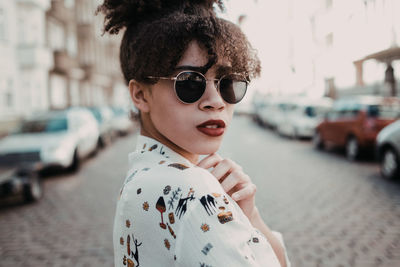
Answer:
[{"left": 173, "top": 167, "right": 282, "bottom": 267}]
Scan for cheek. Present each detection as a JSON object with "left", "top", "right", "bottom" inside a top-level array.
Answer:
[
  {"left": 226, "top": 105, "right": 235, "bottom": 122},
  {"left": 151, "top": 100, "right": 191, "bottom": 132}
]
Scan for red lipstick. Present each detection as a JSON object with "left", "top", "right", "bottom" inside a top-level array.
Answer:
[{"left": 196, "top": 120, "right": 226, "bottom": 137}]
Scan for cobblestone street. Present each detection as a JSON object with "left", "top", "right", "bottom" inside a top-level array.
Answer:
[
  {"left": 0, "top": 132, "right": 134, "bottom": 267},
  {"left": 1, "top": 116, "right": 400, "bottom": 267}
]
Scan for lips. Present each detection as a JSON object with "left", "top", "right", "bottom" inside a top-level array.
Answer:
[{"left": 196, "top": 120, "right": 226, "bottom": 137}]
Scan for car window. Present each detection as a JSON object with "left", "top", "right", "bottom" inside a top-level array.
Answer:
[
  {"left": 88, "top": 108, "right": 102, "bottom": 123},
  {"left": 305, "top": 106, "right": 316, "bottom": 117},
  {"left": 327, "top": 110, "right": 340, "bottom": 120},
  {"left": 17, "top": 118, "right": 68, "bottom": 133},
  {"left": 367, "top": 104, "right": 400, "bottom": 119}
]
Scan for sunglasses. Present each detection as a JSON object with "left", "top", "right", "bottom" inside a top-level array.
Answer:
[{"left": 147, "top": 71, "right": 248, "bottom": 104}]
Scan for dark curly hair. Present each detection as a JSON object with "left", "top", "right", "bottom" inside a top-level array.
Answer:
[{"left": 96, "top": 0, "right": 261, "bottom": 86}]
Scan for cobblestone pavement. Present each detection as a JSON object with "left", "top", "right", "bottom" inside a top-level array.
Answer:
[
  {"left": 0, "top": 133, "right": 136, "bottom": 267},
  {"left": 1, "top": 116, "right": 399, "bottom": 267},
  {"left": 219, "top": 116, "right": 400, "bottom": 267}
]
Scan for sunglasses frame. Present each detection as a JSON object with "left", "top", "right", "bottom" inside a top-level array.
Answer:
[{"left": 147, "top": 70, "right": 249, "bottom": 104}]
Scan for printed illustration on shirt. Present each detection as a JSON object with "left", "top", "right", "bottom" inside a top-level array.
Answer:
[
  {"left": 201, "top": 243, "right": 213, "bottom": 255},
  {"left": 200, "top": 223, "right": 210, "bottom": 232},
  {"left": 168, "top": 163, "right": 189, "bottom": 170},
  {"left": 167, "top": 187, "right": 181, "bottom": 210},
  {"left": 175, "top": 188, "right": 196, "bottom": 219},
  {"left": 200, "top": 194, "right": 217, "bottom": 215},
  {"left": 199, "top": 193, "right": 234, "bottom": 224},
  {"left": 154, "top": 187, "right": 196, "bottom": 247},
  {"left": 120, "top": 220, "right": 142, "bottom": 267},
  {"left": 156, "top": 196, "right": 167, "bottom": 229}
]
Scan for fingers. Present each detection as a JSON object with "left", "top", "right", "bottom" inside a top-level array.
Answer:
[
  {"left": 232, "top": 183, "right": 257, "bottom": 201},
  {"left": 220, "top": 170, "right": 250, "bottom": 193},
  {"left": 196, "top": 153, "right": 223, "bottom": 169},
  {"left": 211, "top": 158, "right": 242, "bottom": 181}
]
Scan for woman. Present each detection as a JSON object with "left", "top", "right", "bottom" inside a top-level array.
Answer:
[{"left": 97, "top": 1, "right": 290, "bottom": 266}]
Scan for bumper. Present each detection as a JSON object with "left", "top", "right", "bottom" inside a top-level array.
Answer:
[
  {"left": 0, "top": 166, "right": 36, "bottom": 197},
  {"left": 296, "top": 127, "right": 315, "bottom": 138}
]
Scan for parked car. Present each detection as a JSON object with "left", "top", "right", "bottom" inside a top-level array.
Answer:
[
  {"left": 376, "top": 119, "right": 400, "bottom": 180},
  {"left": 0, "top": 164, "right": 42, "bottom": 203},
  {"left": 0, "top": 107, "right": 100, "bottom": 172},
  {"left": 87, "top": 106, "right": 115, "bottom": 148},
  {"left": 313, "top": 96, "right": 400, "bottom": 160},
  {"left": 257, "top": 96, "right": 290, "bottom": 129},
  {"left": 276, "top": 97, "right": 333, "bottom": 139},
  {"left": 110, "top": 106, "right": 134, "bottom": 136}
]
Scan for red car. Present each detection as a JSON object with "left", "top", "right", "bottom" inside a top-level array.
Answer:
[{"left": 313, "top": 96, "right": 400, "bottom": 160}]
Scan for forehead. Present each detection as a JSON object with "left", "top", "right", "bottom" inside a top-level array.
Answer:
[
  {"left": 177, "top": 41, "right": 208, "bottom": 67},
  {"left": 176, "top": 40, "right": 232, "bottom": 75}
]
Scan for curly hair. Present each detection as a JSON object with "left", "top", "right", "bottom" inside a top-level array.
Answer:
[{"left": 96, "top": 0, "right": 261, "bottom": 86}]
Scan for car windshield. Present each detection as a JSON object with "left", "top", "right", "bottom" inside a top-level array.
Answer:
[
  {"left": 16, "top": 118, "right": 68, "bottom": 133},
  {"left": 88, "top": 108, "right": 102, "bottom": 123},
  {"left": 113, "top": 107, "right": 126, "bottom": 116},
  {"left": 367, "top": 104, "right": 400, "bottom": 119},
  {"left": 304, "top": 106, "right": 330, "bottom": 118},
  {"left": 304, "top": 106, "right": 316, "bottom": 117}
]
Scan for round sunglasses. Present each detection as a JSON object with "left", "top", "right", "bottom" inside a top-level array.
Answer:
[{"left": 147, "top": 71, "right": 248, "bottom": 104}]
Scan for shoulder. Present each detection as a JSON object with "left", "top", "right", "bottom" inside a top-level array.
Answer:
[{"left": 123, "top": 160, "right": 220, "bottom": 196}]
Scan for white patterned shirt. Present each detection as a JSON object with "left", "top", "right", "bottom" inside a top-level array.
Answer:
[{"left": 113, "top": 135, "right": 290, "bottom": 267}]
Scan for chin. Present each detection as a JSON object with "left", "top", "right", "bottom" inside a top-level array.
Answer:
[{"left": 190, "top": 140, "right": 222, "bottom": 155}]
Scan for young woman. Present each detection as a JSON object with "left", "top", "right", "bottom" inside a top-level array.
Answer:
[{"left": 97, "top": 1, "right": 290, "bottom": 266}]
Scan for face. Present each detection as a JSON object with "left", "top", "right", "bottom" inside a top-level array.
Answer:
[{"left": 134, "top": 41, "right": 235, "bottom": 163}]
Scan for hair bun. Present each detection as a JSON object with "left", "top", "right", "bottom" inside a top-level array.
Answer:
[{"left": 96, "top": 0, "right": 224, "bottom": 35}]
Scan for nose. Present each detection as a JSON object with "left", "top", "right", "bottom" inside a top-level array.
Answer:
[{"left": 198, "top": 80, "right": 226, "bottom": 111}]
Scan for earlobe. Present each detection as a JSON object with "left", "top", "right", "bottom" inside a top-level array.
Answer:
[{"left": 129, "top": 79, "right": 150, "bottom": 113}]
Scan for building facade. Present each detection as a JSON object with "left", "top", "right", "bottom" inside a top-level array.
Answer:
[
  {"left": 0, "top": 0, "right": 127, "bottom": 135},
  {"left": 309, "top": 0, "right": 400, "bottom": 98}
]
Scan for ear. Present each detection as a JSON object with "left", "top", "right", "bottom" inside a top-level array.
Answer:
[{"left": 129, "top": 79, "right": 151, "bottom": 113}]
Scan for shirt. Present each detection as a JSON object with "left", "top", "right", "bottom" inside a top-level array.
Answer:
[{"left": 113, "top": 135, "right": 290, "bottom": 267}]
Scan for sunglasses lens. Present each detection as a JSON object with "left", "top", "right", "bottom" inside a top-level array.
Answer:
[
  {"left": 175, "top": 72, "right": 206, "bottom": 103},
  {"left": 219, "top": 74, "right": 248, "bottom": 104}
]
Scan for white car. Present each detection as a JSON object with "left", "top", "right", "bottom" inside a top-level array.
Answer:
[
  {"left": 257, "top": 96, "right": 290, "bottom": 129},
  {"left": 277, "top": 97, "right": 333, "bottom": 139},
  {"left": 111, "top": 107, "right": 135, "bottom": 136},
  {"left": 377, "top": 119, "right": 400, "bottom": 180},
  {"left": 88, "top": 106, "right": 116, "bottom": 148},
  {"left": 0, "top": 108, "right": 100, "bottom": 172}
]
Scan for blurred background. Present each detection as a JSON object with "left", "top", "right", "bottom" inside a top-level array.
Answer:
[{"left": 0, "top": 0, "right": 399, "bottom": 266}]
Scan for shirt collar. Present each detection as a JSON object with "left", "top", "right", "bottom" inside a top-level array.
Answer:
[{"left": 129, "top": 135, "right": 193, "bottom": 167}]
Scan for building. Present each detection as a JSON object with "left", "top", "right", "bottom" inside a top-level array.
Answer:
[
  {"left": 0, "top": 0, "right": 127, "bottom": 135},
  {"left": 309, "top": 0, "right": 400, "bottom": 98},
  {"left": 0, "top": 0, "right": 52, "bottom": 133}
]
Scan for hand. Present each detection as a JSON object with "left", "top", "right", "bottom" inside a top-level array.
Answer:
[{"left": 197, "top": 153, "right": 257, "bottom": 220}]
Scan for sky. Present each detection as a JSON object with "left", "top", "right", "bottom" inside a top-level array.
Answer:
[{"left": 218, "top": 0, "right": 400, "bottom": 100}]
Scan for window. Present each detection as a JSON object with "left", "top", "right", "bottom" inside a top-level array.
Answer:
[
  {"left": 64, "top": 0, "right": 75, "bottom": 9},
  {"left": 326, "top": 0, "right": 333, "bottom": 9},
  {"left": 48, "top": 18, "right": 66, "bottom": 50},
  {"left": 5, "top": 79, "right": 13, "bottom": 108},
  {"left": 0, "top": 7, "right": 6, "bottom": 40},
  {"left": 325, "top": 33, "right": 334, "bottom": 48}
]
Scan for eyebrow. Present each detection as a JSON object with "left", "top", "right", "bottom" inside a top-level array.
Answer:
[
  {"left": 174, "top": 64, "right": 233, "bottom": 76},
  {"left": 215, "top": 65, "right": 233, "bottom": 76},
  {"left": 174, "top": 65, "right": 208, "bottom": 73}
]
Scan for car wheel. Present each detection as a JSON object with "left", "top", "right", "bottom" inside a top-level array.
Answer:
[
  {"left": 346, "top": 136, "right": 359, "bottom": 161},
  {"left": 313, "top": 131, "right": 324, "bottom": 150},
  {"left": 68, "top": 149, "right": 80, "bottom": 172},
  {"left": 23, "top": 172, "right": 43, "bottom": 203},
  {"left": 380, "top": 147, "right": 399, "bottom": 180},
  {"left": 292, "top": 127, "right": 298, "bottom": 139}
]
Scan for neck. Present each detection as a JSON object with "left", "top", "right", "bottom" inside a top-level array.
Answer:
[{"left": 140, "top": 116, "right": 199, "bottom": 165}]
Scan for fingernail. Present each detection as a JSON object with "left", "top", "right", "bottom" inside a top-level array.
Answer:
[{"left": 232, "top": 193, "right": 239, "bottom": 200}]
